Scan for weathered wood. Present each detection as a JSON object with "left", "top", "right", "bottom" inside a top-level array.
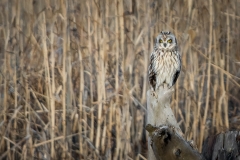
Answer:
[
  {"left": 146, "top": 124, "right": 205, "bottom": 160},
  {"left": 146, "top": 87, "right": 240, "bottom": 160},
  {"left": 147, "top": 87, "right": 183, "bottom": 159},
  {"left": 202, "top": 131, "right": 240, "bottom": 160}
]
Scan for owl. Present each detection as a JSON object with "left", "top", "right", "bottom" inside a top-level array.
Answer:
[{"left": 148, "top": 31, "right": 181, "bottom": 91}]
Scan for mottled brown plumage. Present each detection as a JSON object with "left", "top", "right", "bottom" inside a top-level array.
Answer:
[{"left": 148, "top": 31, "right": 181, "bottom": 90}]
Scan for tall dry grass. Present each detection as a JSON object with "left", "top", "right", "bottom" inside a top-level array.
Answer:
[{"left": 0, "top": 0, "right": 240, "bottom": 159}]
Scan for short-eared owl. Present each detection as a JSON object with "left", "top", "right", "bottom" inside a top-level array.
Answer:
[{"left": 148, "top": 31, "right": 181, "bottom": 90}]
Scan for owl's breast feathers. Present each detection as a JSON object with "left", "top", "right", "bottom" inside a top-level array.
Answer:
[{"left": 148, "top": 48, "right": 181, "bottom": 90}]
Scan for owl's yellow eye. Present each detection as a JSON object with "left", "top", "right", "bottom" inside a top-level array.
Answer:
[
  {"left": 167, "top": 39, "right": 172, "bottom": 43},
  {"left": 159, "top": 39, "right": 163, "bottom": 43}
]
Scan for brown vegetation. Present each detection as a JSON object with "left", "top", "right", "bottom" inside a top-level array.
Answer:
[{"left": 0, "top": 0, "right": 240, "bottom": 159}]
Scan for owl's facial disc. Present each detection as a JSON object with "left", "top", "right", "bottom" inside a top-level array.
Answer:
[
  {"left": 157, "top": 37, "right": 176, "bottom": 50},
  {"left": 156, "top": 31, "right": 177, "bottom": 51}
]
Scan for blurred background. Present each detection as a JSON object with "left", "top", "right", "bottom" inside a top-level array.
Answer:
[{"left": 0, "top": 0, "right": 240, "bottom": 159}]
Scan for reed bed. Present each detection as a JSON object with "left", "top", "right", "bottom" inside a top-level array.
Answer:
[{"left": 0, "top": 0, "right": 240, "bottom": 159}]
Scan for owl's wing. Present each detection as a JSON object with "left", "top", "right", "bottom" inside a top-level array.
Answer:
[
  {"left": 148, "top": 53, "right": 156, "bottom": 90},
  {"left": 172, "top": 70, "right": 180, "bottom": 86},
  {"left": 172, "top": 54, "right": 181, "bottom": 86}
]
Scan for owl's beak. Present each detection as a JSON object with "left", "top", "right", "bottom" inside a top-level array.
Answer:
[{"left": 163, "top": 43, "right": 167, "bottom": 47}]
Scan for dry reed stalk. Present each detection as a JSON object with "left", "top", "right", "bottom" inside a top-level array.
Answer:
[
  {"left": 186, "top": 42, "right": 196, "bottom": 140},
  {"left": 86, "top": 2, "right": 94, "bottom": 151},
  {"left": 0, "top": 1, "right": 9, "bottom": 154},
  {"left": 124, "top": 0, "right": 133, "bottom": 85},
  {"left": 102, "top": 24, "right": 108, "bottom": 157},
  {"left": 140, "top": 0, "right": 149, "bottom": 105},
  {"left": 41, "top": 10, "right": 55, "bottom": 159},
  {"left": 119, "top": 0, "right": 124, "bottom": 77},
  {"left": 100, "top": 0, "right": 108, "bottom": 155},
  {"left": 137, "top": 154, "right": 147, "bottom": 160},
  {"left": 49, "top": 7, "right": 57, "bottom": 160},
  {"left": 60, "top": 0, "right": 68, "bottom": 158},
  {"left": 185, "top": 97, "right": 191, "bottom": 140},
  {"left": 66, "top": 37, "right": 73, "bottom": 157},
  {"left": 78, "top": 28, "right": 84, "bottom": 160},
  {"left": 218, "top": 21, "right": 225, "bottom": 133},
  {"left": 172, "top": 24, "right": 181, "bottom": 123},
  {"left": 105, "top": 5, "right": 114, "bottom": 159},
  {"left": 125, "top": 100, "right": 131, "bottom": 158},
  {"left": 13, "top": 15, "right": 18, "bottom": 160},
  {"left": 200, "top": 0, "right": 213, "bottom": 151},
  {"left": 113, "top": 0, "right": 120, "bottom": 159},
  {"left": 101, "top": 117, "right": 107, "bottom": 154},
  {"left": 212, "top": 30, "right": 218, "bottom": 132},
  {"left": 107, "top": 100, "right": 113, "bottom": 159},
  {"left": 224, "top": 9, "right": 230, "bottom": 129},
  {"left": 118, "top": 10, "right": 126, "bottom": 158},
  {"left": 182, "top": 75, "right": 188, "bottom": 134},
  {"left": 12, "top": 60, "right": 18, "bottom": 159},
  {"left": 114, "top": 0, "right": 119, "bottom": 94},
  {"left": 116, "top": 107, "right": 122, "bottom": 160},
  {"left": 95, "top": 0, "right": 103, "bottom": 154}
]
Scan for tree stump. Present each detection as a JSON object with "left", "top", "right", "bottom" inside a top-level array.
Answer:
[
  {"left": 146, "top": 124, "right": 205, "bottom": 160},
  {"left": 146, "top": 87, "right": 183, "bottom": 159},
  {"left": 202, "top": 131, "right": 240, "bottom": 160},
  {"left": 146, "top": 86, "right": 240, "bottom": 160}
]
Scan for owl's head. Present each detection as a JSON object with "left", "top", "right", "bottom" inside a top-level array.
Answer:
[{"left": 155, "top": 31, "right": 177, "bottom": 50}]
